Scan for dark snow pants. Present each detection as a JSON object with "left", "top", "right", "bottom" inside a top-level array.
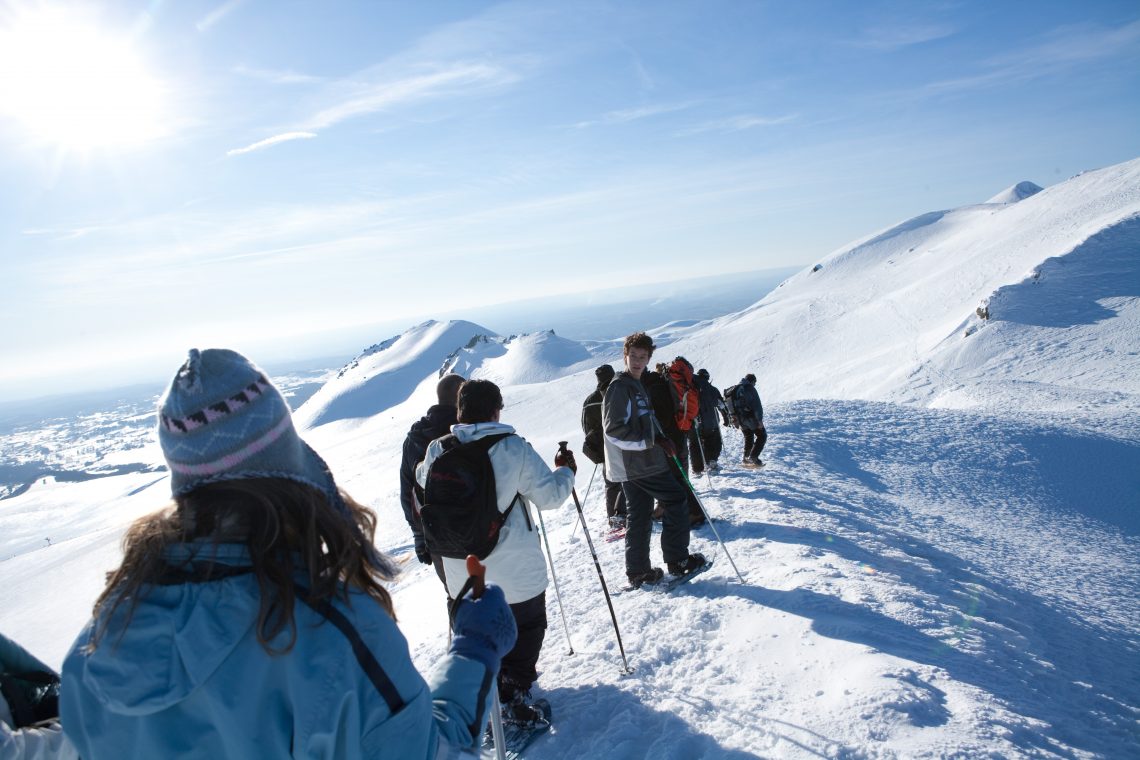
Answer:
[
  {"left": 499, "top": 592, "right": 547, "bottom": 700},
  {"left": 604, "top": 477, "right": 627, "bottom": 518},
  {"left": 743, "top": 425, "right": 768, "bottom": 460},
  {"left": 689, "top": 426, "right": 723, "bottom": 471},
  {"left": 621, "top": 469, "right": 691, "bottom": 575}
]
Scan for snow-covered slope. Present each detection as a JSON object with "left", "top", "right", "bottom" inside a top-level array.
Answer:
[
  {"left": 293, "top": 320, "right": 498, "bottom": 429},
  {"left": 663, "top": 159, "right": 1140, "bottom": 424},
  {"left": 3, "top": 158, "right": 1139, "bottom": 759}
]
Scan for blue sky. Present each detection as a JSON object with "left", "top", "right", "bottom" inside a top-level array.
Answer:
[{"left": 1, "top": 0, "right": 1138, "bottom": 399}]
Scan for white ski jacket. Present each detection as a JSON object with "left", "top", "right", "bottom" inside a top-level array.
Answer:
[{"left": 416, "top": 421, "right": 575, "bottom": 604}]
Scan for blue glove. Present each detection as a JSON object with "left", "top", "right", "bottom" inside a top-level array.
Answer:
[{"left": 449, "top": 584, "right": 517, "bottom": 671}]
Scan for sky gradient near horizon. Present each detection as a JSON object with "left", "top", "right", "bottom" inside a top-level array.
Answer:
[{"left": 1, "top": 0, "right": 1139, "bottom": 399}]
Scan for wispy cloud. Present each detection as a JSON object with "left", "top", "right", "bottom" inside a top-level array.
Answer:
[
  {"left": 573, "top": 102, "right": 696, "bottom": 129},
  {"left": 851, "top": 23, "right": 957, "bottom": 51},
  {"left": 922, "top": 19, "right": 1140, "bottom": 95},
  {"left": 197, "top": 0, "right": 245, "bottom": 32},
  {"left": 302, "top": 62, "right": 518, "bottom": 131},
  {"left": 233, "top": 64, "right": 324, "bottom": 86},
  {"left": 677, "top": 114, "right": 798, "bottom": 136},
  {"left": 227, "top": 131, "right": 316, "bottom": 157}
]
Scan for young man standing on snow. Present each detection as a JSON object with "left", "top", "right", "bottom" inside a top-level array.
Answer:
[
  {"left": 602, "top": 332, "right": 706, "bottom": 588},
  {"left": 416, "top": 380, "right": 576, "bottom": 727},
  {"left": 398, "top": 372, "right": 465, "bottom": 583}
]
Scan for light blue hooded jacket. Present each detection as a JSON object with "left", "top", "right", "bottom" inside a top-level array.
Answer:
[{"left": 60, "top": 543, "right": 493, "bottom": 760}]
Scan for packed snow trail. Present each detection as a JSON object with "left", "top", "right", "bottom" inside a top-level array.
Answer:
[{"left": 390, "top": 400, "right": 1139, "bottom": 759}]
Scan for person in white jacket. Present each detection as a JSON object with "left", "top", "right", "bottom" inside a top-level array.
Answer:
[{"left": 416, "top": 379, "right": 576, "bottom": 726}]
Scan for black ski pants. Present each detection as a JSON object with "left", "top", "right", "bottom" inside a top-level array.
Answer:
[
  {"left": 621, "top": 469, "right": 691, "bottom": 575},
  {"left": 689, "top": 426, "right": 723, "bottom": 471},
  {"left": 743, "top": 425, "right": 768, "bottom": 461},
  {"left": 499, "top": 592, "right": 547, "bottom": 700},
  {"left": 604, "top": 477, "right": 627, "bottom": 518}
]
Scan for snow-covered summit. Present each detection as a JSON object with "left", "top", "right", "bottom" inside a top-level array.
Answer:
[
  {"left": 986, "top": 180, "right": 1044, "bottom": 204},
  {"left": 293, "top": 319, "right": 497, "bottom": 429},
  {"left": 664, "top": 158, "right": 1140, "bottom": 424}
]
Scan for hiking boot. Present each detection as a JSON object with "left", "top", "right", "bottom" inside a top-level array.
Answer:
[
  {"left": 608, "top": 515, "right": 627, "bottom": 531},
  {"left": 708, "top": 461, "right": 720, "bottom": 472},
  {"left": 627, "top": 567, "right": 664, "bottom": 588},
  {"left": 750, "top": 457, "right": 765, "bottom": 468},
  {"left": 667, "top": 553, "right": 708, "bottom": 576},
  {"left": 741, "top": 458, "right": 758, "bottom": 469},
  {"left": 689, "top": 513, "right": 707, "bottom": 528},
  {"left": 501, "top": 690, "right": 549, "bottom": 728}
]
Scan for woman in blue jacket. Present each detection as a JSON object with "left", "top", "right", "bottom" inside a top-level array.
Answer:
[{"left": 61, "top": 348, "right": 515, "bottom": 760}]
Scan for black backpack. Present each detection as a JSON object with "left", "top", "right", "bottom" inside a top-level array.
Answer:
[
  {"left": 0, "top": 669, "right": 60, "bottom": 728},
  {"left": 421, "top": 433, "right": 524, "bottom": 560},
  {"left": 722, "top": 384, "right": 746, "bottom": 427}
]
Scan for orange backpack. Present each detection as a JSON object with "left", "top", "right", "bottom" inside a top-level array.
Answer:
[{"left": 667, "top": 358, "right": 701, "bottom": 432}]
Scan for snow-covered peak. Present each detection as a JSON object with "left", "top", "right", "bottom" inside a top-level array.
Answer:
[
  {"left": 293, "top": 319, "right": 497, "bottom": 429},
  {"left": 986, "top": 180, "right": 1043, "bottom": 204}
]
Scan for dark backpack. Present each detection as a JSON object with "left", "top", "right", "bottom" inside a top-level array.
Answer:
[
  {"left": 0, "top": 669, "right": 60, "bottom": 728},
  {"left": 667, "top": 358, "right": 701, "bottom": 432},
  {"left": 722, "top": 384, "right": 745, "bottom": 427},
  {"left": 421, "top": 433, "right": 524, "bottom": 560}
]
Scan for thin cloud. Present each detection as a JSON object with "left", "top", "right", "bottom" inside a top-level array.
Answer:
[
  {"left": 227, "top": 131, "right": 316, "bottom": 157},
  {"left": 197, "top": 0, "right": 245, "bottom": 32},
  {"left": 301, "top": 62, "right": 519, "bottom": 131},
  {"left": 922, "top": 19, "right": 1140, "bottom": 95},
  {"left": 573, "top": 102, "right": 696, "bottom": 129},
  {"left": 233, "top": 64, "right": 324, "bottom": 85},
  {"left": 851, "top": 23, "right": 957, "bottom": 51},
  {"left": 677, "top": 114, "right": 798, "bottom": 136}
]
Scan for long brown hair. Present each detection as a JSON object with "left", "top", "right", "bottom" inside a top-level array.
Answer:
[{"left": 91, "top": 478, "right": 396, "bottom": 654}]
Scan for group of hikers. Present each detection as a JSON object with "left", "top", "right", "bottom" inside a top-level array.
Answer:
[{"left": 2, "top": 332, "right": 767, "bottom": 759}]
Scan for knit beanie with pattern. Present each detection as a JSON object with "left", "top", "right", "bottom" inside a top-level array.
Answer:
[{"left": 158, "top": 349, "right": 380, "bottom": 564}]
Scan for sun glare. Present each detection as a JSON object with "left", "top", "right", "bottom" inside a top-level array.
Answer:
[{"left": 0, "top": 5, "right": 168, "bottom": 153}]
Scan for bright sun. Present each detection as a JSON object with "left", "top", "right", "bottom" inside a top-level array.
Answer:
[{"left": 0, "top": 5, "right": 168, "bottom": 153}]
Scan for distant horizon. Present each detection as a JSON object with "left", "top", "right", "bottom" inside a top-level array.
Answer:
[{"left": 0, "top": 264, "right": 801, "bottom": 405}]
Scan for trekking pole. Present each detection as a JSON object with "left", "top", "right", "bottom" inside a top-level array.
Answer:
[
  {"left": 559, "top": 442, "right": 633, "bottom": 675},
  {"left": 692, "top": 424, "right": 715, "bottom": 491},
  {"left": 570, "top": 462, "right": 600, "bottom": 539},
  {"left": 452, "top": 556, "right": 507, "bottom": 760},
  {"left": 651, "top": 419, "right": 745, "bottom": 583},
  {"left": 533, "top": 504, "right": 575, "bottom": 655}
]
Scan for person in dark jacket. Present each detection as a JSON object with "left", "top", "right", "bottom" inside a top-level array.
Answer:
[
  {"left": 602, "top": 332, "right": 705, "bottom": 588},
  {"left": 581, "top": 364, "right": 627, "bottom": 529},
  {"left": 690, "top": 369, "right": 726, "bottom": 473},
  {"left": 399, "top": 373, "right": 464, "bottom": 581},
  {"left": 736, "top": 373, "right": 767, "bottom": 467}
]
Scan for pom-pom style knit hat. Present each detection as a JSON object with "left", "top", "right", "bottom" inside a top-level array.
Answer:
[{"left": 158, "top": 348, "right": 381, "bottom": 564}]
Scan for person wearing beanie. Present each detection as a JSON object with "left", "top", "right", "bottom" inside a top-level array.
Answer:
[
  {"left": 691, "top": 368, "right": 727, "bottom": 473},
  {"left": 60, "top": 349, "right": 517, "bottom": 760},
  {"left": 399, "top": 372, "right": 464, "bottom": 580},
  {"left": 416, "top": 379, "right": 576, "bottom": 729},
  {"left": 736, "top": 372, "right": 767, "bottom": 467},
  {"left": 580, "top": 364, "right": 627, "bottom": 531}
]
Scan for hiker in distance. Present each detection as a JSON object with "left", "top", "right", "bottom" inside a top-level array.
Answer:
[
  {"left": 733, "top": 373, "right": 767, "bottom": 467},
  {"left": 690, "top": 368, "right": 727, "bottom": 474},
  {"left": 61, "top": 349, "right": 516, "bottom": 759},
  {"left": 581, "top": 363, "right": 627, "bottom": 532},
  {"left": 416, "top": 379, "right": 576, "bottom": 727},
  {"left": 602, "top": 332, "right": 707, "bottom": 588},
  {"left": 398, "top": 371, "right": 464, "bottom": 584}
]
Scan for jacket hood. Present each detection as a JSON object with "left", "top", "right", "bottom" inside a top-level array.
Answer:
[
  {"left": 451, "top": 421, "right": 516, "bottom": 444},
  {"left": 76, "top": 543, "right": 259, "bottom": 716}
]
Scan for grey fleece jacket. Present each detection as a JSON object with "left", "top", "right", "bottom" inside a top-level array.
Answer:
[{"left": 601, "top": 371, "right": 669, "bottom": 482}]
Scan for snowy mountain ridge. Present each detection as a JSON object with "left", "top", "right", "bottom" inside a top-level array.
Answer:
[{"left": 2, "top": 158, "right": 1138, "bottom": 759}]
